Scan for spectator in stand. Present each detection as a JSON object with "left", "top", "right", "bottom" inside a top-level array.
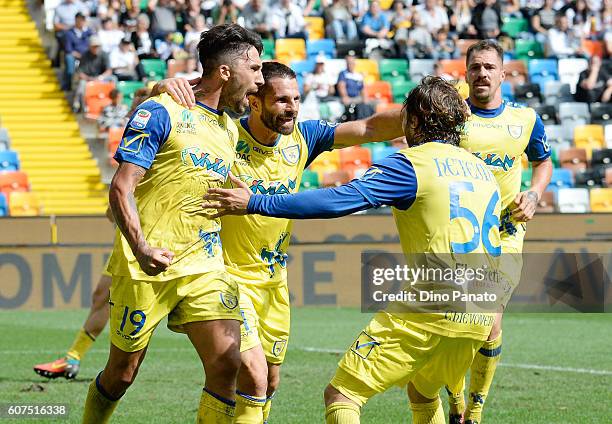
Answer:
[
  {"left": 326, "top": 0, "right": 359, "bottom": 41},
  {"left": 471, "top": 0, "right": 503, "bottom": 39},
  {"left": 415, "top": 0, "right": 450, "bottom": 34},
  {"left": 130, "top": 14, "right": 156, "bottom": 59},
  {"left": 63, "top": 12, "right": 93, "bottom": 90},
  {"left": 350, "top": 0, "right": 370, "bottom": 23},
  {"left": 304, "top": 57, "right": 337, "bottom": 100},
  {"left": 212, "top": 0, "right": 240, "bottom": 24},
  {"left": 155, "top": 32, "right": 185, "bottom": 61},
  {"left": 184, "top": 15, "right": 208, "bottom": 54},
  {"left": 561, "top": 0, "right": 592, "bottom": 38},
  {"left": 53, "top": 0, "right": 89, "bottom": 66},
  {"left": 359, "top": 1, "right": 390, "bottom": 40},
  {"left": 110, "top": 39, "right": 140, "bottom": 81},
  {"left": 175, "top": 56, "right": 202, "bottom": 80},
  {"left": 98, "top": 89, "right": 128, "bottom": 132},
  {"left": 73, "top": 35, "right": 113, "bottom": 112},
  {"left": 547, "top": 14, "right": 583, "bottom": 58},
  {"left": 575, "top": 55, "right": 612, "bottom": 102},
  {"left": 449, "top": 0, "right": 474, "bottom": 38},
  {"left": 433, "top": 28, "right": 459, "bottom": 59},
  {"left": 406, "top": 11, "right": 435, "bottom": 59},
  {"left": 147, "top": 0, "right": 178, "bottom": 42},
  {"left": 98, "top": 18, "right": 125, "bottom": 54},
  {"left": 119, "top": 0, "right": 142, "bottom": 32},
  {"left": 240, "top": 0, "right": 272, "bottom": 39},
  {"left": 178, "top": 0, "right": 205, "bottom": 33},
  {"left": 389, "top": 0, "right": 412, "bottom": 51},
  {"left": 337, "top": 53, "right": 365, "bottom": 106},
  {"left": 531, "top": 0, "right": 557, "bottom": 44},
  {"left": 269, "top": 0, "right": 307, "bottom": 39}
]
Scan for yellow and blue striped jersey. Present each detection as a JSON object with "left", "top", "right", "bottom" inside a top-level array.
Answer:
[
  {"left": 460, "top": 101, "right": 550, "bottom": 236},
  {"left": 221, "top": 118, "right": 336, "bottom": 288},
  {"left": 108, "top": 93, "right": 238, "bottom": 281}
]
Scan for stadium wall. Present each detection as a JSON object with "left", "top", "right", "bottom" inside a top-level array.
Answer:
[{"left": 0, "top": 215, "right": 611, "bottom": 310}]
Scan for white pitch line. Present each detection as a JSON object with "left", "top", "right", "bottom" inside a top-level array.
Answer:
[{"left": 3, "top": 346, "right": 612, "bottom": 376}]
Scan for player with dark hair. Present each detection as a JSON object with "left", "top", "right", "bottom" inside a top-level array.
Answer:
[
  {"left": 81, "top": 24, "right": 263, "bottom": 424},
  {"left": 154, "top": 60, "right": 405, "bottom": 423},
  {"left": 199, "top": 76, "right": 503, "bottom": 424}
]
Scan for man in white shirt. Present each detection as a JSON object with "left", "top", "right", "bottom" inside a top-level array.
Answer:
[
  {"left": 416, "top": 0, "right": 449, "bottom": 34},
  {"left": 269, "top": 0, "right": 307, "bottom": 38}
]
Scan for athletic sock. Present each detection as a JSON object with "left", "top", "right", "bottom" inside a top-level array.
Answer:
[
  {"left": 465, "top": 331, "right": 502, "bottom": 423},
  {"left": 234, "top": 390, "right": 266, "bottom": 423},
  {"left": 446, "top": 379, "right": 466, "bottom": 417},
  {"left": 82, "top": 373, "right": 120, "bottom": 424},
  {"left": 67, "top": 328, "right": 96, "bottom": 361},
  {"left": 325, "top": 402, "right": 360, "bottom": 424},
  {"left": 197, "top": 388, "right": 236, "bottom": 424},
  {"left": 410, "top": 397, "right": 444, "bottom": 424}
]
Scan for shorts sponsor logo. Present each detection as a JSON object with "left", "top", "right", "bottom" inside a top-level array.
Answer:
[
  {"left": 272, "top": 340, "right": 287, "bottom": 357},
  {"left": 220, "top": 291, "right": 238, "bottom": 310},
  {"left": 351, "top": 331, "right": 380, "bottom": 359},
  {"left": 198, "top": 229, "right": 222, "bottom": 258},
  {"left": 281, "top": 144, "right": 300, "bottom": 165},
  {"left": 130, "top": 109, "right": 151, "bottom": 130}
]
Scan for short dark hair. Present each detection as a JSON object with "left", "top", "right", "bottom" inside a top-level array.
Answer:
[
  {"left": 466, "top": 40, "right": 504, "bottom": 65},
  {"left": 197, "top": 24, "right": 263, "bottom": 77},
  {"left": 255, "top": 61, "right": 296, "bottom": 98},
  {"left": 402, "top": 76, "right": 469, "bottom": 146},
  {"left": 110, "top": 89, "right": 120, "bottom": 99}
]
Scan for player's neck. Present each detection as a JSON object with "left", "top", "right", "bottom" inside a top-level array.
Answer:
[
  {"left": 468, "top": 94, "right": 503, "bottom": 111},
  {"left": 247, "top": 115, "right": 279, "bottom": 146},
  {"left": 193, "top": 78, "right": 222, "bottom": 111}
]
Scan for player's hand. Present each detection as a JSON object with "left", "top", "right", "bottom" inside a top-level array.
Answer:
[
  {"left": 135, "top": 245, "right": 174, "bottom": 276},
  {"left": 511, "top": 190, "right": 539, "bottom": 222},
  {"left": 152, "top": 77, "right": 200, "bottom": 109},
  {"left": 202, "top": 173, "right": 252, "bottom": 218}
]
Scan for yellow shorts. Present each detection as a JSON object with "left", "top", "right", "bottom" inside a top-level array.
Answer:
[
  {"left": 239, "top": 283, "right": 290, "bottom": 365},
  {"left": 330, "top": 312, "right": 483, "bottom": 406},
  {"left": 109, "top": 271, "right": 241, "bottom": 352},
  {"left": 499, "top": 224, "right": 525, "bottom": 306}
]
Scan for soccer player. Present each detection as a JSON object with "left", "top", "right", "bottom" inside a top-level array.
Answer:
[
  {"left": 200, "top": 76, "right": 503, "bottom": 424},
  {"left": 81, "top": 24, "right": 264, "bottom": 424},
  {"left": 445, "top": 40, "right": 552, "bottom": 424},
  {"left": 154, "top": 61, "right": 405, "bottom": 423}
]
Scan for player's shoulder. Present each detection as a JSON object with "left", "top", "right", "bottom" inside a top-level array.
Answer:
[{"left": 503, "top": 100, "right": 537, "bottom": 117}]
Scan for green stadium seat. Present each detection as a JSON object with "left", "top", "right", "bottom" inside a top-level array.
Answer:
[
  {"left": 300, "top": 170, "right": 319, "bottom": 190},
  {"left": 521, "top": 169, "right": 533, "bottom": 191},
  {"left": 379, "top": 59, "right": 409, "bottom": 83},
  {"left": 117, "top": 81, "right": 146, "bottom": 106},
  {"left": 391, "top": 80, "right": 417, "bottom": 104},
  {"left": 515, "top": 40, "right": 544, "bottom": 60},
  {"left": 262, "top": 38, "right": 275, "bottom": 60},
  {"left": 502, "top": 17, "right": 529, "bottom": 38},
  {"left": 141, "top": 59, "right": 167, "bottom": 80}
]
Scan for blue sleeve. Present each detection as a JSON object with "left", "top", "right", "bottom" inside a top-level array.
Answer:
[
  {"left": 337, "top": 70, "right": 347, "bottom": 84},
  {"left": 247, "top": 153, "right": 417, "bottom": 218},
  {"left": 298, "top": 120, "right": 337, "bottom": 167},
  {"left": 113, "top": 100, "right": 172, "bottom": 169},
  {"left": 525, "top": 113, "right": 551, "bottom": 162}
]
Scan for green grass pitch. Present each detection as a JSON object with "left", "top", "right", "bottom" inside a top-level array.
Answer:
[{"left": 1, "top": 308, "right": 610, "bottom": 423}]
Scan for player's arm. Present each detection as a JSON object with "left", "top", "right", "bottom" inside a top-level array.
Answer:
[
  {"left": 202, "top": 153, "right": 417, "bottom": 219},
  {"left": 150, "top": 77, "right": 200, "bottom": 109},
  {"left": 512, "top": 113, "right": 553, "bottom": 221},
  {"left": 332, "top": 109, "right": 404, "bottom": 148}
]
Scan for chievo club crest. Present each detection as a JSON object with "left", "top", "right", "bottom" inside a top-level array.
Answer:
[
  {"left": 507, "top": 124, "right": 523, "bottom": 139},
  {"left": 281, "top": 144, "right": 300, "bottom": 165}
]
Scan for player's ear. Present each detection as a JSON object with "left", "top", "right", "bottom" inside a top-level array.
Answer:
[
  {"left": 219, "top": 64, "right": 231, "bottom": 82},
  {"left": 249, "top": 93, "right": 261, "bottom": 112}
]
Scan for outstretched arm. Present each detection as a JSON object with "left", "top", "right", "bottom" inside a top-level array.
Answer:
[{"left": 333, "top": 109, "right": 404, "bottom": 148}]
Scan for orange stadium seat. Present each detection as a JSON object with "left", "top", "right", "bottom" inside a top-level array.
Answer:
[
  {"left": 589, "top": 188, "right": 612, "bottom": 212},
  {"left": 355, "top": 59, "right": 380, "bottom": 84},
  {"left": 166, "top": 58, "right": 187, "bottom": 78},
  {"left": 108, "top": 127, "right": 124, "bottom": 166},
  {"left": 456, "top": 39, "right": 478, "bottom": 56},
  {"left": 275, "top": 39, "right": 307, "bottom": 64},
  {"left": 85, "top": 81, "right": 115, "bottom": 119},
  {"left": 439, "top": 59, "right": 466, "bottom": 80},
  {"left": 574, "top": 125, "right": 605, "bottom": 158},
  {"left": 364, "top": 81, "right": 393, "bottom": 104},
  {"left": 322, "top": 170, "right": 351, "bottom": 187},
  {"left": 504, "top": 60, "right": 528, "bottom": 87},
  {"left": 536, "top": 191, "right": 555, "bottom": 213},
  {"left": 0, "top": 171, "right": 29, "bottom": 196},
  {"left": 558, "top": 148, "right": 588, "bottom": 173},
  {"left": 581, "top": 40, "right": 604, "bottom": 58},
  {"left": 340, "top": 146, "right": 372, "bottom": 178},
  {"left": 8, "top": 192, "right": 41, "bottom": 216},
  {"left": 375, "top": 102, "right": 403, "bottom": 113},
  {"left": 305, "top": 17, "right": 325, "bottom": 40}
]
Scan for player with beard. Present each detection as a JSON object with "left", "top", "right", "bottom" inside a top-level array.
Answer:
[
  {"left": 82, "top": 24, "right": 264, "bottom": 424},
  {"left": 154, "top": 60, "right": 406, "bottom": 423}
]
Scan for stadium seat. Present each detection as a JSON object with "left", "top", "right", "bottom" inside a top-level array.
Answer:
[
  {"left": 409, "top": 59, "right": 435, "bottom": 82},
  {"left": 589, "top": 187, "right": 612, "bottom": 212},
  {"left": 591, "top": 148, "right": 612, "bottom": 167},
  {"left": 0, "top": 171, "right": 29, "bottom": 196},
  {"left": 261, "top": 38, "right": 275, "bottom": 60},
  {"left": 375, "top": 102, "right": 403, "bottom": 113},
  {"left": 364, "top": 81, "right": 393, "bottom": 104},
  {"left": 581, "top": 39, "right": 604, "bottom": 58},
  {"left": 521, "top": 169, "right": 532, "bottom": 191},
  {"left": 557, "top": 58, "right": 588, "bottom": 94},
  {"left": 321, "top": 170, "right": 350, "bottom": 187},
  {"left": 8, "top": 192, "right": 42, "bottom": 216},
  {"left": 456, "top": 39, "right": 478, "bottom": 56},
  {"left": 305, "top": 16, "right": 325, "bottom": 40},
  {"left": 107, "top": 127, "right": 123, "bottom": 165},
  {"left": 166, "top": 58, "right": 186, "bottom": 78},
  {"left": 501, "top": 17, "right": 529, "bottom": 38},
  {"left": 117, "top": 81, "right": 146, "bottom": 106},
  {"left": 300, "top": 169, "right": 319, "bottom": 190},
  {"left": 559, "top": 102, "right": 590, "bottom": 126},
  {"left": 439, "top": 59, "right": 466, "bottom": 80},
  {"left": 574, "top": 169, "right": 599, "bottom": 187},
  {"left": 306, "top": 39, "right": 336, "bottom": 59},
  {"left": 309, "top": 150, "right": 340, "bottom": 176},
  {"left": 574, "top": 125, "right": 605, "bottom": 158},
  {"left": 354, "top": 59, "right": 380, "bottom": 84},
  {"left": 0, "top": 151, "right": 19, "bottom": 171},
  {"left": 528, "top": 59, "right": 558, "bottom": 92},
  {"left": 536, "top": 190, "right": 555, "bottom": 213},
  {"left": 543, "top": 81, "right": 573, "bottom": 106},
  {"left": 557, "top": 188, "right": 590, "bottom": 213},
  {"left": 141, "top": 59, "right": 167, "bottom": 80},
  {"left": 340, "top": 146, "right": 372, "bottom": 178},
  {"left": 514, "top": 83, "right": 541, "bottom": 107},
  {"left": 291, "top": 59, "right": 316, "bottom": 77},
  {"left": 379, "top": 59, "right": 409, "bottom": 83},
  {"left": 335, "top": 40, "right": 365, "bottom": 58},
  {"left": 84, "top": 81, "right": 115, "bottom": 119},
  {"left": 606, "top": 124, "right": 612, "bottom": 148},
  {"left": 590, "top": 103, "right": 612, "bottom": 125},
  {"left": 276, "top": 39, "right": 307, "bottom": 64},
  {"left": 534, "top": 104, "right": 557, "bottom": 125},
  {"left": 501, "top": 81, "right": 514, "bottom": 102},
  {"left": 391, "top": 80, "right": 417, "bottom": 103},
  {"left": 514, "top": 39, "right": 544, "bottom": 60},
  {"left": 0, "top": 193, "right": 7, "bottom": 216},
  {"left": 548, "top": 168, "right": 573, "bottom": 190},
  {"left": 372, "top": 146, "right": 400, "bottom": 162},
  {"left": 545, "top": 124, "right": 566, "bottom": 143},
  {"left": 503, "top": 60, "right": 528, "bottom": 87},
  {"left": 558, "top": 147, "right": 587, "bottom": 172}
]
